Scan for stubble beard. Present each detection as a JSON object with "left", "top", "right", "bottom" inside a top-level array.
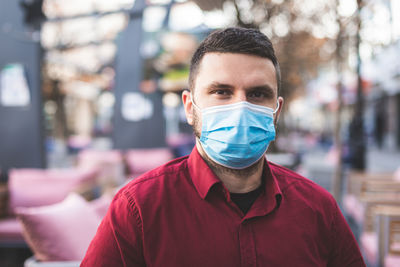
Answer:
[{"left": 191, "top": 108, "right": 264, "bottom": 178}]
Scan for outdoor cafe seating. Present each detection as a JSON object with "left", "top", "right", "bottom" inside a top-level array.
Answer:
[
  {"left": 0, "top": 147, "right": 174, "bottom": 266},
  {"left": 344, "top": 169, "right": 400, "bottom": 267}
]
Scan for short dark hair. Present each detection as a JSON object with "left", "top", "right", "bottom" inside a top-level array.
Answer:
[{"left": 189, "top": 27, "right": 281, "bottom": 94}]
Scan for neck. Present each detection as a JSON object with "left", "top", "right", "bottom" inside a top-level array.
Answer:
[{"left": 196, "top": 140, "right": 264, "bottom": 193}]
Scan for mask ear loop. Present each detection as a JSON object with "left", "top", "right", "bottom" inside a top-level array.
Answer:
[
  {"left": 273, "top": 100, "right": 280, "bottom": 114},
  {"left": 190, "top": 91, "right": 201, "bottom": 111},
  {"left": 273, "top": 99, "right": 280, "bottom": 126}
]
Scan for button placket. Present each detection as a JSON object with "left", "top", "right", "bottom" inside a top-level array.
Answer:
[{"left": 239, "top": 221, "right": 256, "bottom": 267}]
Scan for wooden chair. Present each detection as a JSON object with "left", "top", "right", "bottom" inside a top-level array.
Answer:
[
  {"left": 344, "top": 171, "right": 400, "bottom": 266},
  {"left": 374, "top": 205, "right": 400, "bottom": 267},
  {"left": 345, "top": 171, "right": 400, "bottom": 231},
  {"left": 346, "top": 171, "right": 395, "bottom": 197}
]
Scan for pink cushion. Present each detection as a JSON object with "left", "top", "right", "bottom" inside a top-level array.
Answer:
[
  {"left": 0, "top": 217, "right": 24, "bottom": 242},
  {"left": 15, "top": 193, "right": 101, "bottom": 261},
  {"left": 343, "top": 194, "right": 365, "bottom": 224},
  {"left": 67, "top": 135, "right": 91, "bottom": 149},
  {"left": 361, "top": 232, "right": 378, "bottom": 265},
  {"left": 385, "top": 255, "right": 400, "bottom": 267},
  {"left": 166, "top": 133, "right": 194, "bottom": 147},
  {"left": 8, "top": 168, "right": 98, "bottom": 213},
  {"left": 125, "top": 148, "right": 173, "bottom": 175},
  {"left": 89, "top": 194, "right": 113, "bottom": 219},
  {"left": 394, "top": 167, "right": 400, "bottom": 181},
  {"left": 77, "top": 150, "right": 124, "bottom": 185},
  {"left": 78, "top": 150, "right": 123, "bottom": 165}
]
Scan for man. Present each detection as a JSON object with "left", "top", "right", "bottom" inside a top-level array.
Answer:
[{"left": 82, "top": 28, "right": 365, "bottom": 266}]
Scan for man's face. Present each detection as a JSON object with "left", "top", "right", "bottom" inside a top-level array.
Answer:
[{"left": 183, "top": 52, "right": 283, "bottom": 138}]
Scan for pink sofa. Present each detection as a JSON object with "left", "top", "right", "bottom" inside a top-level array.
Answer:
[{"left": 0, "top": 168, "right": 99, "bottom": 247}]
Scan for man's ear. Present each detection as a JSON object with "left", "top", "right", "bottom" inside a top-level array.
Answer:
[
  {"left": 274, "top": 96, "right": 284, "bottom": 125},
  {"left": 182, "top": 89, "right": 194, "bottom": 125}
]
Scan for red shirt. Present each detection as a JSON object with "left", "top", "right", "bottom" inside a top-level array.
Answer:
[{"left": 82, "top": 147, "right": 365, "bottom": 267}]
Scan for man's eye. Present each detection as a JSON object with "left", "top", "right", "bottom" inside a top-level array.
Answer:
[
  {"left": 249, "top": 91, "right": 266, "bottom": 98},
  {"left": 214, "top": 90, "right": 230, "bottom": 95}
]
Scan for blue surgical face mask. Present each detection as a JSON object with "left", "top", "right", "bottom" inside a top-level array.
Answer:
[{"left": 192, "top": 96, "right": 279, "bottom": 169}]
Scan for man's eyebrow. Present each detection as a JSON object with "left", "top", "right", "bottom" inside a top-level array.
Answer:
[{"left": 206, "top": 82, "right": 234, "bottom": 90}]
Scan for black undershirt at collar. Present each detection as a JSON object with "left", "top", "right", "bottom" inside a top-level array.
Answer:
[{"left": 230, "top": 185, "right": 263, "bottom": 214}]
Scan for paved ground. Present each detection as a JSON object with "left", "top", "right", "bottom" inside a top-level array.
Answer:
[{"left": 366, "top": 148, "right": 400, "bottom": 172}]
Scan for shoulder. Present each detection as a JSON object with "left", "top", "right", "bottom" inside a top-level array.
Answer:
[
  {"left": 119, "top": 155, "right": 191, "bottom": 202},
  {"left": 269, "top": 161, "right": 336, "bottom": 208}
]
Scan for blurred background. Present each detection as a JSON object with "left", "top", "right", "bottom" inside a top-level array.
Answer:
[{"left": 0, "top": 0, "right": 399, "bottom": 266}]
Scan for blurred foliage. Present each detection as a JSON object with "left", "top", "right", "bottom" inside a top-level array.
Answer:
[
  {"left": 227, "top": 0, "right": 338, "bottom": 103},
  {"left": 277, "top": 32, "right": 330, "bottom": 101},
  {"left": 163, "top": 67, "right": 190, "bottom": 81}
]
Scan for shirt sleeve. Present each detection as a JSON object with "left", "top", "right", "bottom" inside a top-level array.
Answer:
[
  {"left": 327, "top": 201, "right": 366, "bottom": 267},
  {"left": 81, "top": 190, "right": 145, "bottom": 267}
]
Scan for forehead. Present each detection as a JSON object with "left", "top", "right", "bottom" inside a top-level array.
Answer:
[{"left": 194, "top": 52, "right": 277, "bottom": 93}]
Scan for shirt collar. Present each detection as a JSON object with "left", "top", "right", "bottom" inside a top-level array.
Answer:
[
  {"left": 187, "top": 146, "right": 282, "bottom": 211},
  {"left": 187, "top": 146, "right": 221, "bottom": 199},
  {"left": 247, "top": 158, "right": 283, "bottom": 217}
]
